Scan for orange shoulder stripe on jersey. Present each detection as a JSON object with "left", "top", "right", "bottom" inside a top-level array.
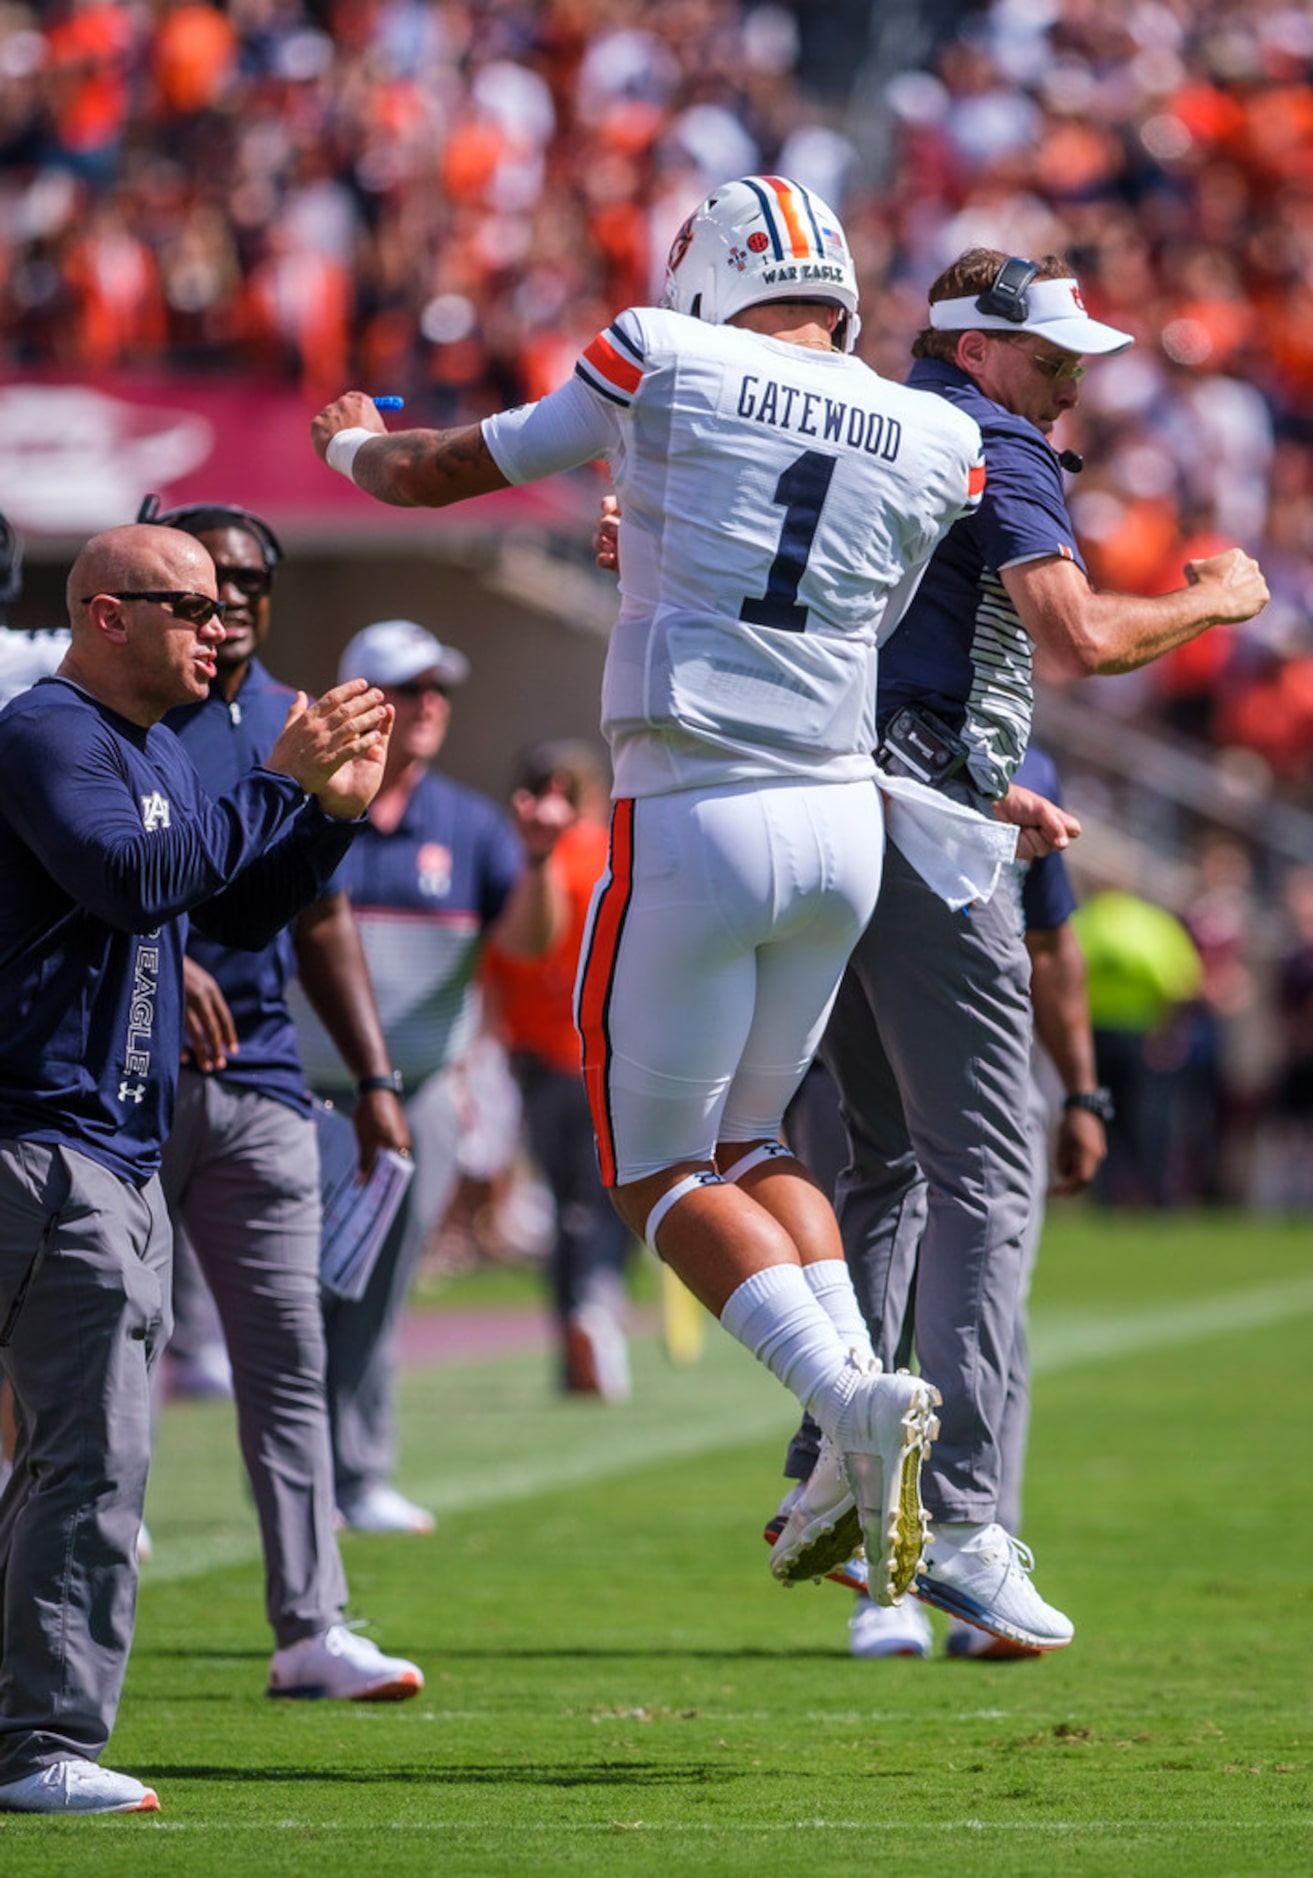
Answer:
[
  {"left": 582, "top": 332, "right": 643, "bottom": 396},
  {"left": 762, "top": 174, "right": 813, "bottom": 258},
  {"left": 577, "top": 797, "right": 635, "bottom": 1188},
  {"left": 969, "top": 463, "right": 987, "bottom": 496}
]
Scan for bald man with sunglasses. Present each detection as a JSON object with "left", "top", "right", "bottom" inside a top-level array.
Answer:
[
  {"left": 0, "top": 523, "right": 390, "bottom": 1815},
  {"left": 771, "top": 248, "right": 1268, "bottom": 1658}
]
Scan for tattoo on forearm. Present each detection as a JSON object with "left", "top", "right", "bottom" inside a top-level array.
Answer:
[{"left": 354, "top": 425, "right": 494, "bottom": 505}]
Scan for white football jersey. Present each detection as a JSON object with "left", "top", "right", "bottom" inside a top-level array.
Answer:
[
  {"left": 0, "top": 629, "right": 69, "bottom": 708},
  {"left": 483, "top": 307, "right": 984, "bottom": 797}
]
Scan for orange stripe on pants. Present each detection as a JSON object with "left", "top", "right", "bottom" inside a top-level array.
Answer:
[{"left": 577, "top": 798, "right": 634, "bottom": 1188}]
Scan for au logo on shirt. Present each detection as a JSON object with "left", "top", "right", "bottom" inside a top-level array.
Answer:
[
  {"left": 140, "top": 790, "right": 171, "bottom": 831},
  {"left": 417, "top": 841, "right": 452, "bottom": 899}
]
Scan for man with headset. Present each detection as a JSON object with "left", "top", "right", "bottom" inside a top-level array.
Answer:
[
  {"left": 766, "top": 249, "right": 1268, "bottom": 1655},
  {"left": 143, "top": 496, "right": 423, "bottom": 1701}
]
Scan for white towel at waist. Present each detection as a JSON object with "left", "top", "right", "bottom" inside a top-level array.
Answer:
[{"left": 875, "top": 767, "right": 1018, "bottom": 910}]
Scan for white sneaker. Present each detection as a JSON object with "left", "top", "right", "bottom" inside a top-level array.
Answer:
[
  {"left": 849, "top": 1592, "right": 933, "bottom": 1658},
  {"left": 838, "top": 1367, "right": 941, "bottom": 1606},
  {"left": 266, "top": 1624, "right": 424, "bottom": 1701},
  {"left": 766, "top": 1436, "right": 862, "bottom": 1587},
  {"left": 564, "top": 1304, "right": 631, "bottom": 1403},
  {"left": 336, "top": 1484, "right": 435, "bottom": 1535},
  {"left": 945, "top": 1617, "right": 1043, "bottom": 1661},
  {"left": 917, "top": 1522, "right": 1073, "bottom": 1651},
  {"left": 0, "top": 1760, "right": 160, "bottom": 1814}
]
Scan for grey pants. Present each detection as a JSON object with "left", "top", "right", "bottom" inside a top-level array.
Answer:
[
  {"left": 322, "top": 1066, "right": 462, "bottom": 1502},
  {"left": 791, "top": 838, "right": 1035, "bottom": 1525},
  {"left": 514, "top": 1054, "right": 630, "bottom": 1330},
  {"left": 0, "top": 1142, "right": 170, "bottom": 1780},
  {"left": 786, "top": 1049, "right": 1050, "bottom": 1534},
  {"left": 160, "top": 1073, "right": 346, "bottom": 1647}
]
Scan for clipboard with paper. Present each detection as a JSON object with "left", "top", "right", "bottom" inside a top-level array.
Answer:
[{"left": 315, "top": 1098, "right": 415, "bottom": 1301}]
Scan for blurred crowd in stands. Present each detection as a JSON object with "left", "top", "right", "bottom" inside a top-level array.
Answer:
[
  {"left": 2, "top": 0, "right": 1311, "bottom": 1209},
  {"left": 3, "top": 0, "right": 1312, "bottom": 788}
]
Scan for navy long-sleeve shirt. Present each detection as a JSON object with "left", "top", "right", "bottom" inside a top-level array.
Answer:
[
  {"left": 166, "top": 660, "right": 319, "bottom": 1116},
  {"left": 0, "top": 676, "right": 357, "bottom": 1183}
]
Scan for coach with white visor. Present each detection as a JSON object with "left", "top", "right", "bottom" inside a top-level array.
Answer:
[{"left": 775, "top": 245, "right": 1268, "bottom": 1661}]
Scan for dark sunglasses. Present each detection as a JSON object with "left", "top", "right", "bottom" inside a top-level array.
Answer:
[
  {"left": 392, "top": 680, "right": 449, "bottom": 699},
  {"left": 213, "top": 564, "right": 273, "bottom": 601},
  {"left": 82, "top": 589, "right": 227, "bottom": 625}
]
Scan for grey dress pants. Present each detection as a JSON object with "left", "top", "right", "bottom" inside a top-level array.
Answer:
[{"left": 0, "top": 1142, "right": 170, "bottom": 1779}]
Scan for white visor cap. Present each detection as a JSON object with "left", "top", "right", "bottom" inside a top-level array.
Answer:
[{"left": 928, "top": 278, "right": 1133, "bottom": 355}]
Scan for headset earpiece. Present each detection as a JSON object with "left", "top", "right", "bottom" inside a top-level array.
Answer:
[{"left": 974, "top": 257, "right": 1039, "bottom": 325}]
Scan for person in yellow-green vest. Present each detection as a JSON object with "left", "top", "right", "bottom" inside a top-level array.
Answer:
[{"left": 1069, "top": 888, "right": 1203, "bottom": 1207}]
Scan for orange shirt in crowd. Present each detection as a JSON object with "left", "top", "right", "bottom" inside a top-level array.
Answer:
[{"left": 483, "top": 819, "right": 609, "bottom": 1077}]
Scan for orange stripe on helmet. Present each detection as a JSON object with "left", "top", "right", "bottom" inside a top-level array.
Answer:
[
  {"left": 577, "top": 798, "right": 635, "bottom": 1188},
  {"left": 762, "top": 175, "right": 814, "bottom": 259}
]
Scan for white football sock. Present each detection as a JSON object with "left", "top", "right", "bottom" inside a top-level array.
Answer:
[
  {"left": 719, "top": 1264, "right": 860, "bottom": 1429},
  {"left": 802, "top": 1259, "right": 876, "bottom": 1366}
]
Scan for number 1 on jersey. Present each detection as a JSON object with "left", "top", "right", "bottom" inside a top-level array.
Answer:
[{"left": 739, "top": 449, "right": 837, "bottom": 633}]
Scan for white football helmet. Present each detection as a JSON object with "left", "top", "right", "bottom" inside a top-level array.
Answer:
[{"left": 661, "top": 175, "right": 861, "bottom": 351}]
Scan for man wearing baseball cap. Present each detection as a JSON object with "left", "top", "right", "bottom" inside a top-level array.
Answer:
[
  {"left": 291, "top": 620, "right": 570, "bottom": 1534},
  {"left": 771, "top": 248, "right": 1267, "bottom": 1659}
]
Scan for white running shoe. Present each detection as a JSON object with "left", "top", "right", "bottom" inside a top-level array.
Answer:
[
  {"left": 945, "top": 1617, "right": 1042, "bottom": 1661},
  {"left": 0, "top": 1760, "right": 160, "bottom": 1814},
  {"left": 917, "top": 1522, "right": 1073, "bottom": 1651},
  {"left": 838, "top": 1367, "right": 941, "bottom": 1606},
  {"left": 849, "top": 1592, "right": 933, "bottom": 1659},
  {"left": 336, "top": 1484, "right": 435, "bottom": 1535},
  {"left": 266, "top": 1624, "right": 424, "bottom": 1701},
  {"left": 767, "top": 1435, "right": 863, "bottom": 1587},
  {"left": 564, "top": 1304, "right": 632, "bottom": 1403}
]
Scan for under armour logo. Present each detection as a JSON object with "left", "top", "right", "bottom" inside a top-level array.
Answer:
[
  {"left": 118, "top": 1080, "right": 146, "bottom": 1103},
  {"left": 140, "top": 791, "right": 171, "bottom": 831}
]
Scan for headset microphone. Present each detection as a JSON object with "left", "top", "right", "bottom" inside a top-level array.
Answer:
[{"left": 1058, "top": 449, "right": 1083, "bottom": 473}]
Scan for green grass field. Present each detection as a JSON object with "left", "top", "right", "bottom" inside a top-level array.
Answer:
[{"left": 2, "top": 1210, "right": 1310, "bottom": 1875}]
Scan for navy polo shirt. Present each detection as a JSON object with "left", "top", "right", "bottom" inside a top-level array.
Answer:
[
  {"left": 294, "top": 769, "right": 524, "bottom": 1093},
  {"left": 880, "top": 360, "right": 1086, "bottom": 799},
  {"left": 167, "top": 659, "right": 316, "bottom": 1116},
  {"left": 0, "top": 677, "right": 350, "bottom": 1182}
]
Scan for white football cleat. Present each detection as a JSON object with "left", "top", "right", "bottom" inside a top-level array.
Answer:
[
  {"left": 838, "top": 1367, "right": 941, "bottom": 1605},
  {"left": 767, "top": 1435, "right": 862, "bottom": 1587},
  {"left": 917, "top": 1522, "right": 1073, "bottom": 1651},
  {"left": 849, "top": 1592, "right": 933, "bottom": 1659},
  {"left": 0, "top": 1760, "right": 160, "bottom": 1814}
]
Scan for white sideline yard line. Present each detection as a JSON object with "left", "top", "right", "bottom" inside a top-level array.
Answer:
[
  {"left": 139, "top": 1818, "right": 1312, "bottom": 1836},
  {"left": 145, "top": 1273, "right": 1313, "bottom": 1586},
  {"left": 1029, "top": 1272, "right": 1313, "bottom": 1372}
]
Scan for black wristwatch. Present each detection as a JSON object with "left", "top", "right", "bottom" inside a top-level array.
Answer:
[
  {"left": 1063, "top": 1087, "right": 1114, "bottom": 1123},
  {"left": 357, "top": 1070, "right": 405, "bottom": 1098}
]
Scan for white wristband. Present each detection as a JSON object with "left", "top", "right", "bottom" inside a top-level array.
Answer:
[{"left": 325, "top": 427, "right": 376, "bottom": 482}]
